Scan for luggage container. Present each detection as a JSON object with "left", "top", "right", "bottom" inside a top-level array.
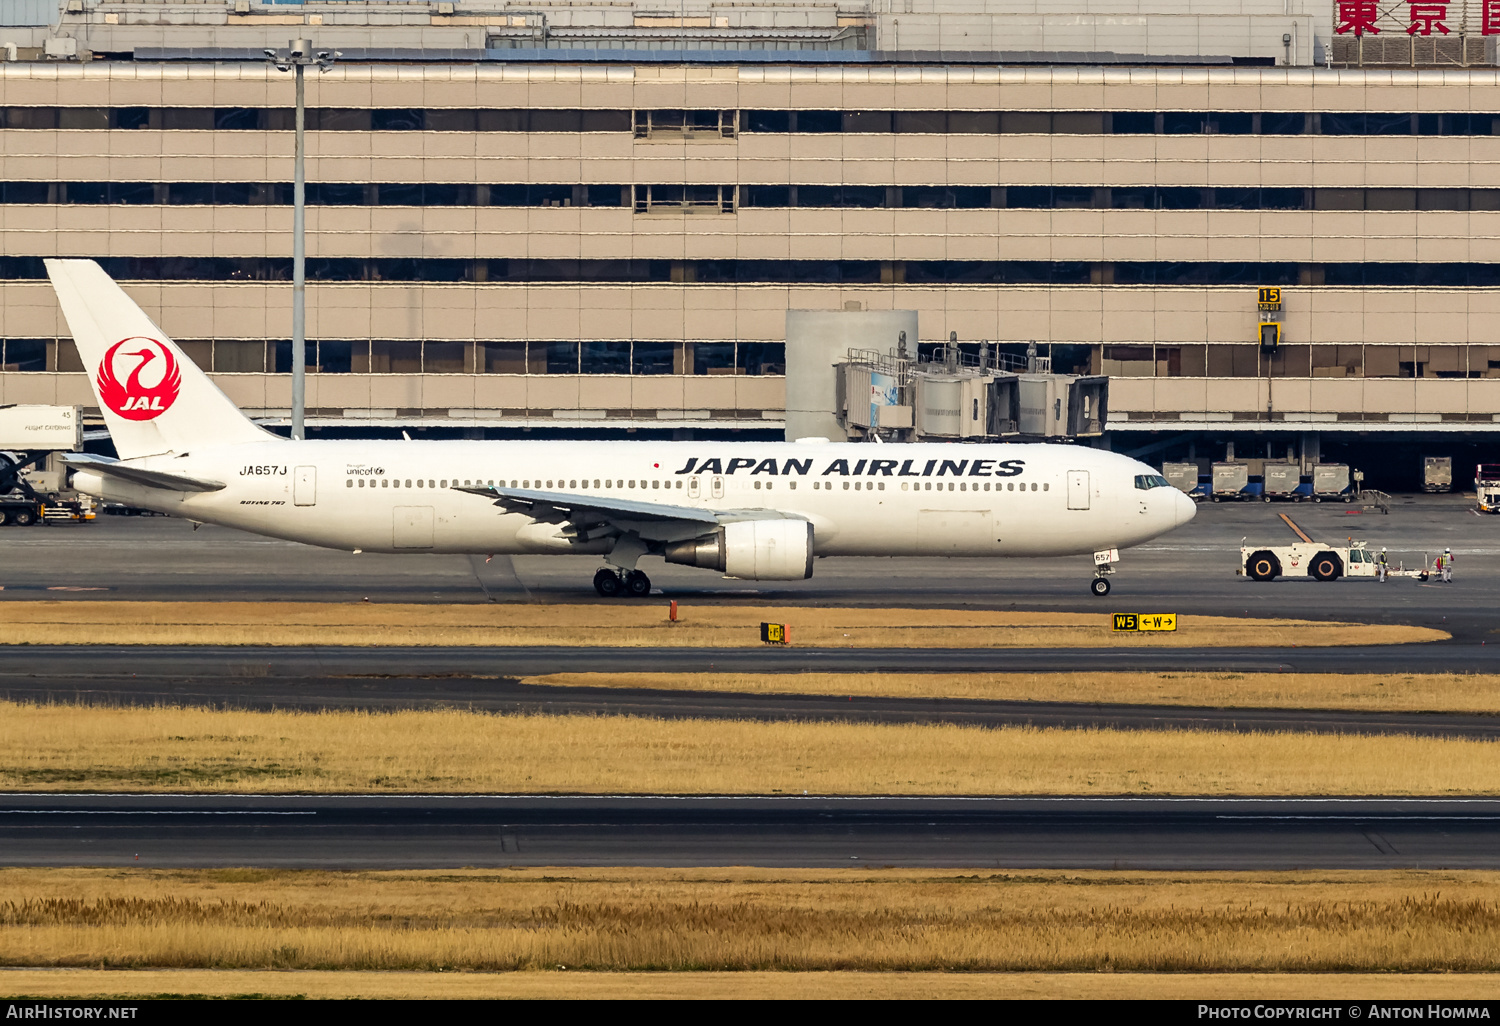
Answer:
[
  {"left": 1312, "top": 463, "right": 1353, "bottom": 502},
  {"left": 1162, "top": 462, "right": 1204, "bottom": 498},
  {"left": 1423, "top": 456, "right": 1453, "bottom": 493},
  {"left": 1211, "top": 461, "right": 1251, "bottom": 501},
  {"left": 1262, "top": 462, "right": 1309, "bottom": 501}
]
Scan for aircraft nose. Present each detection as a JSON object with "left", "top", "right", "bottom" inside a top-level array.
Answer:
[{"left": 1174, "top": 489, "right": 1197, "bottom": 527}]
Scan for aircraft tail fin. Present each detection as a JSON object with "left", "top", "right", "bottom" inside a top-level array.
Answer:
[{"left": 45, "top": 259, "right": 272, "bottom": 459}]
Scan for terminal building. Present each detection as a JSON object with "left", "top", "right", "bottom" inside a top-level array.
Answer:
[{"left": 3, "top": 1, "right": 1500, "bottom": 487}]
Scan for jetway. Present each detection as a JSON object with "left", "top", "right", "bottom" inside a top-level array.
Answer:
[{"left": 833, "top": 339, "right": 1108, "bottom": 443}]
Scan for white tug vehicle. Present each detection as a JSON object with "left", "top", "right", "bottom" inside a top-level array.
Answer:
[{"left": 1239, "top": 513, "right": 1381, "bottom": 583}]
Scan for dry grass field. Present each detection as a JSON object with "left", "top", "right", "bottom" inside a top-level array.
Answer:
[
  {"left": 3, "top": 867, "right": 1500, "bottom": 977},
  {"left": 0, "top": 701, "right": 1496, "bottom": 794},
  {"left": 526, "top": 670, "right": 1500, "bottom": 714},
  {"left": 0, "top": 601, "right": 1444, "bottom": 649},
  {"left": 5, "top": 969, "right": 1499, "bottom": 999}
]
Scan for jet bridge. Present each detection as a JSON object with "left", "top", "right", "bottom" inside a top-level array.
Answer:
[{"left": 833, "top": 339, "right": 1108, "bottom": 443}]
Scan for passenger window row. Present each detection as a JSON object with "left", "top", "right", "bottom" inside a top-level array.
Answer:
[
  {"left": 340, "top": 476, "right": 1053, "bottom": 495},
  {"left": 5, "top": 107, "right": 1497, "bottom": 138},
  {"left": 896, "top": 481, "right": 1048, "bottom": 492},
  {"left": 11, "top": 182, "right": 1500, "bottom": 214}
]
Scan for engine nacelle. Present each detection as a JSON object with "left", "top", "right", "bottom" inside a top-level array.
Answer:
[{"left": 664, "top": 519, "right": 814, "bottom": 580}]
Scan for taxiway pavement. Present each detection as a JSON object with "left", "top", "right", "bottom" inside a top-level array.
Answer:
[
  {"left": 1, "top": 651, "right": 1495, "bottom": 739},
  {"left": 0, "top": 495, "right": 1491, "bottom": 636},
  {"left": 0, "top": 794, "right": 1495, "bottom": 870}
]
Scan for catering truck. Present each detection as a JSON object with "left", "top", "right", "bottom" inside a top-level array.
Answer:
[{"left": 0, "top": 404, "right": 92, "bottom": 526}]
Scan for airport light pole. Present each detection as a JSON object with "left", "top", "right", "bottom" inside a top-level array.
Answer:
[{"left": 266, "top": 40, "right": 337, "bottom": 441}]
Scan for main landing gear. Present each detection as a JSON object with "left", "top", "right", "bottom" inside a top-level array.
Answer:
[
  {"left": 1090, "top": 547, "right": 1119, "bottom": 597},
  {"left": 594, "top": 567, "right": 652, "bottom": 598}
]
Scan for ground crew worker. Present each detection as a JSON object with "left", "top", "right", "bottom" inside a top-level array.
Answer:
[
  {"left": 1377, "top": 549, "right": 1388, "bottom": 583},
  {"left": 1442, "top": 547, "right": 1454, "bottom": 583}
]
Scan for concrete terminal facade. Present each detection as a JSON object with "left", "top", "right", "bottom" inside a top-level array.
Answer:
[{"left": 3, "top": 4, "right": 1500, "bottom": 483}]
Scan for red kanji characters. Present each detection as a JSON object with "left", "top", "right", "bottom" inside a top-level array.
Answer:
[
  {"left": 1484, "top": 0, "right": 1500, "bottom": 35},
  {"left": 1336, "top": 0, "right": 1381, "bottom": 34},
  {"left": 1406, "top": 1, "right": 1451, "bottom": 35}
]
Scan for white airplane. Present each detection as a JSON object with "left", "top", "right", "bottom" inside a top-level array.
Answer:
[{"left": 46, "top": 258, "right": 1194, "bottom": 597}]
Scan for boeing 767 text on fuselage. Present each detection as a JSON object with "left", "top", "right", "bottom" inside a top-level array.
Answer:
[{"left": 45, "top": 259, "right": 1194, "bottom": 597}]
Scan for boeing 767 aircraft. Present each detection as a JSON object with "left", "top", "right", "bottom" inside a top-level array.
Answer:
[{"left": 46, "top": 258, "right": 1194, "bottom": 597}]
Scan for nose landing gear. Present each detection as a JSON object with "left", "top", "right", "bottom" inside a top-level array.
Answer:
[
  {"left": 1090, "top": 547, "right": 1119, "bottom": 597},
  {"left": 593, "top": 567, "right": 652, "bottom": 598}
]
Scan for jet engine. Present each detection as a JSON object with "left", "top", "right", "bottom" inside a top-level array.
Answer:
[{"left": 664, "top": 519, "right": 814, "bottom": 580}]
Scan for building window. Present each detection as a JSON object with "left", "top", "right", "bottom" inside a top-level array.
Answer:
[
  {"left": 690, "top": 342, "right": 737, "bottom": 375},
  {"left": 739, "top": 342, "right": 785, "bottom": 376},
  {"left": 212, "top": 341, "right": 265, "bottom": 373},
  {"left": 1100, "top": 346, "right": 1156, "bottom": 377},
  {"left": 1310, "top": 345, "right": 1365, "bottom": 378},
  {"left": 0, "top": 339, "right": 47, "bottom": 372},
  {"left": 633, "top": 185, "right": 735, "bottom": 214},
  {"left": 1206, "top": 345, "right": 1262, "bottom": 378},
  {"left": 481, "top": 341, "right": 531, "bottom": 374},
  {"left": 11, "top": 105, "right": 1500, "bottom": 138},
  {"left": 579, "top": 340, "right": 631, "bottom": 375},
  {"left": 15, "top": 179, "right": 1500, "bottom": 214},
  {"left": 631, "top": 341, "right": 679, "bottom": 375},
  {"left": 633, "top": 109, "right": 736, "bottom": 139},
  {"left": 543, "top": 341, "right": 580, "bottom": 374},
  {"left": 424, "top": 342, "right": 469, "bottom": 374},
  {"left": 357, "top": 341, "right": 423, "bottom": 374},
  {"left": 489, "top": 183, "right": 575, "bottom": 207}
]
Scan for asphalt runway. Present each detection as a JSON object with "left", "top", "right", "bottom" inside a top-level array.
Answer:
[
  {"left": 1, "top": 497, "right": 1494, "bottom": 872},
  {"left": 0, "top": 495, "right": 1492, "bottom": 637},
  {"left": 1, "top": 794, "right": 1496, "bottom": 870},
  {"left": 3, "top": 641, "right": 1500, "bottom": 678},
  {"left": 4, "top": 660, "right": 1497, "bottom": 738}
]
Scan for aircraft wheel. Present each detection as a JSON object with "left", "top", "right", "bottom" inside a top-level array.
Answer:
[
  {"left": 593, "top": 568, "right": 622, "bottom": 598},
  {"left": 625, "top": 570, "right": 652, "bottom": 598},
  {"left": 1090, "top": 577, "right": 1111, "bottom": 597}
]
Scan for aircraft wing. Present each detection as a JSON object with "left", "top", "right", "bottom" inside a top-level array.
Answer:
[
  {"left": 453, "top": 484, "right": 797, "bottom": 541},
  {"left": 454, "top": 484, "right": 716, "bottom": 524},
  {"left": 62, "top": 453, "right": 226, "bottom": 493}
]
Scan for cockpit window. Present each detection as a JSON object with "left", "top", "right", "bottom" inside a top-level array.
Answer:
[{"left": 1134, "top": 474, "right": 1172, "bottom": 490}]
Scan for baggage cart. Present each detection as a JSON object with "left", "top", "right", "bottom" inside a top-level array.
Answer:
[
  {"left": 1262, "top": 462, "right": 1309, "bottom": 501},
  {"left": 1312, "top": 463, "right": 1352, "bottom": 502},
  {"left": 1162, "top": 461, "right": 1205, "bottom": 499},
  {"left": 1211, "top": 461, "right": 1251, "bottom": 501}
]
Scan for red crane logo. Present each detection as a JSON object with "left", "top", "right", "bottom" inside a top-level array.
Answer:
[{"left": 97, "top": 337, "right": 182, "bottom": 421}]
